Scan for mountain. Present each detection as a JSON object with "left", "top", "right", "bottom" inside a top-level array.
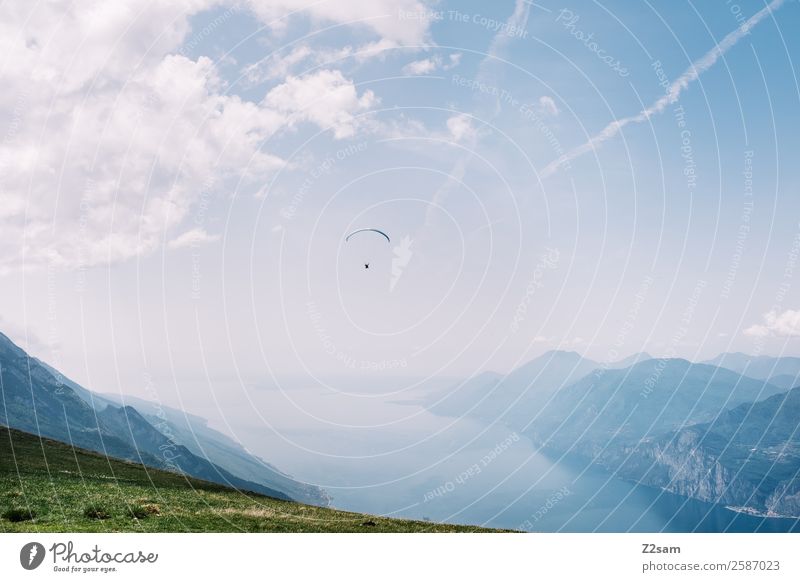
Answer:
[
  {"left": 620, "top": 387, "right": 800, "bottom": 516},
  {"left": 608, "top": 352, "right": 653, "bottom": 368},
  {"left": 705, "top": 352, "right": 800, "bottom": 381},
  {"left": 422, "top": 349, "right": 799, "bottom": 517},
  {"left": 99, "top": 391, "right": 327, "bottom": 505},
  {"left": 1, "top": 425, "right": 498, "bottom": 532},
  {"left": 0, "top": 332, "right": 147, "bottom": 463},
  {"left": 762, "top": 374, "right": 800, "bottom": 391},
  {"left": 0, "top": 331, "right": 324, "bottom": 504},
  {"left": 427, "top": 350, "right": 601, "bottom": 426},
  {"left": 529, "top": 359, "right": 786, "bottom": 461}
]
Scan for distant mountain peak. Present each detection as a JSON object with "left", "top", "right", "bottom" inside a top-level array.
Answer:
[{"left": 607, "top": 351, "right": 653, "bottom": 368}]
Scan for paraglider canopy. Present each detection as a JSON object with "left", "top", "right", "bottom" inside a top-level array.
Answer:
[{"left": 345, "top": 228, "right": 390, "bottom": 243}]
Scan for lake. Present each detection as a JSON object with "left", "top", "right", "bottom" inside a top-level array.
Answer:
[{"left": 216, "top": 383, "right": 800, "bottom": 533}]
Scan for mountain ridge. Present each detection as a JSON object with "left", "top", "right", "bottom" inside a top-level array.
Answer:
[{"left": 0, "top": 331, "right": 325, "bottom": 504}]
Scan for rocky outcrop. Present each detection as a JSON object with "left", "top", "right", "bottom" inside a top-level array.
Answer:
[{"left": 617, "top": 389, "right": 800, "bottom": 516}]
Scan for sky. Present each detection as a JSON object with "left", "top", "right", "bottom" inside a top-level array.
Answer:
[{"left": 1, "top": 0, "right": 800, "bottom": 408}]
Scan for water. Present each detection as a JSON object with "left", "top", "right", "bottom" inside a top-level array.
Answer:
[{"left": 205, "top": 383, "right": 800, "bottom": 533}]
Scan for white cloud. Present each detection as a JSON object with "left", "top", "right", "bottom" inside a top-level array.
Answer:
[
  {"left": 244, "top": 0, "right": 433, "bottom": 45},
  {"left": 168, "top": 227, "right": 220, "bottom": 250},
  {"left": 541, "top": 0, "right": 785, "bottom": 178},
  {"left": 538, "top": 96, "right": 559, "bottom": 116},
  {"left": 402, "top": 52, "right": 462, "bottom": 75},
  {"left": 244, "top": 45, "right": 315, "bottom": 82},
  {"left": 403, "top": 57, "right": 438, "bottom": 75},
  {"left": 243, "top": 39, "right": 400, "bottom": 85},
  {"left": 264, "top": 69, "right": 378, "bottom": 139},
  {"left": 446, "top": 114, "right": 477, "bottom": 143},
  {"left": 0, "top": 50, "right": 285, "bottom": 272},
  {"left": 0, "top": 1, "right": 384, "bottom": 273},
  {"left": 745, "top": 309, "right": 800, "bottom": 338}
]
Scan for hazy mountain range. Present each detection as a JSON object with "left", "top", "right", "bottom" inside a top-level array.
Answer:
[
  {"left": 425, "top": 350, "right": 800, "bottom": 517},
  {"left": 620, "top": 387, "right": 800, "bottom": 516},
  {"left": 4, "top": 323, "right": 799, "bottom": 519},
  {"left": 0, "top": 332, "right": 326, "bottom": 505}
]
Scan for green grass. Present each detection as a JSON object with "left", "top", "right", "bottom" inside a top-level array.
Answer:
[{"left": 0, "top": 425, "right": 505, "bottom": 533}]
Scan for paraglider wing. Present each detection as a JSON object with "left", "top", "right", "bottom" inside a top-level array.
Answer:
[{"left": 345, "top": 228, "right": 391, "bottom": 243}]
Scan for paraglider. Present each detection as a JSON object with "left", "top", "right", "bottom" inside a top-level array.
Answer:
[
  {"left": 345, "top": 228, "right": 389, "bottom": 271},
  {"left": 345, "top": 228, "right": 390, "bottom": 243}
]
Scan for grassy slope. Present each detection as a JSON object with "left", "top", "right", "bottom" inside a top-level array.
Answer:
[{"left": 0, "top": 426, "right": 502, "bottom": 533}]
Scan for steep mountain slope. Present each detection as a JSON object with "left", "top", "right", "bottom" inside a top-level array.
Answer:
[
  {"left": 0, "top": 333, "right": 150, "bottom": 464},
  {"left": 530, "top": 359, "right": 785, "bottom": 460},
  {"left": 0, "top": 426, "right": 499, "bottom": 532},
  {"left": 0, "top": 331, "right": 321, "bottom": 503},
  {"left": 620, "top": 387, "right": 800, "bottom": 516},
  {"left": 428, "top": 350, "right": 601, "bottom": 425},
  {"left": 101, "top": 392, "right": 327, "bottom": 505},
  {"left": 763, "top": 374, "right": 800, "bottom": 390},
  {"left": 97, "top": 403, "right": 290, "bottom": 500},
  {"left": 35, "top": 350, "right": 325, "bottom": 504}
]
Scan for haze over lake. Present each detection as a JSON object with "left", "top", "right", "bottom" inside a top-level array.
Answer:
[{"left": 195, "top": 376, "right": 800, "bottom": 533}]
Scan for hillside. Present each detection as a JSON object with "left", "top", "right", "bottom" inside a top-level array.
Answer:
[
  {"left": 0, "top": 426, "right": 503, "bottom": 533},
  {"left": 97, "top": 391, "right": 326, "bottom": 506},
  {"left": 619, "top": 387, "right": 800, "bottom": 517},
  {"left": 0, "top": 331, "right": 325, "bottom": 505},
  {"left": 705, "top": 353, "right": 800, "bottom": 381},
  {"left": 530, "top": 359, "right": 785, "bottom": 459},
  {"left": 427, "top": 350, "right": 601, "bottom": 425},
  {"left": 423, "top": 352, "right": 799, "bottom": 517}
]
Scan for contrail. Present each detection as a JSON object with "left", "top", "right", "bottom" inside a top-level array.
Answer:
[{"left": 540, "top": 0, "right": 785, "bottom": 178}]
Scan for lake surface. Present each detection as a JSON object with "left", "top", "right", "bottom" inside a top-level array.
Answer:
[{"left": 207, "top": 382, "right": 800, "bottom": 533}]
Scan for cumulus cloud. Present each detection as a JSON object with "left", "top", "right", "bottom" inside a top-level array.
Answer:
[
  {"left": 403, "top": 57, "right": 438, "bottom": 75},
  {"left": 168, "top": 227, "right": 221, "bottom": 250},
  {"left": 0, "top": 1, "right": 386, "bottom": 274},
  {"left": 264, "top": 69, "right": 378, "bottom": 139},
  {"left": 402, "top": 52, "right": 462, "bottom": 75},
  {"left": 222, "top": 0, "right": 438, "bottom": 85},
  {"left": 245, "top": 0, "right": 433, "bottom": 45},
  {"left": 745, "top": 309, "right": 800, "bottom": 338}
]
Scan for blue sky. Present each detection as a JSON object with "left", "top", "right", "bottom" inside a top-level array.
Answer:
[{"left": 1, "top": 0, "right": 799, "bottom": 403}]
